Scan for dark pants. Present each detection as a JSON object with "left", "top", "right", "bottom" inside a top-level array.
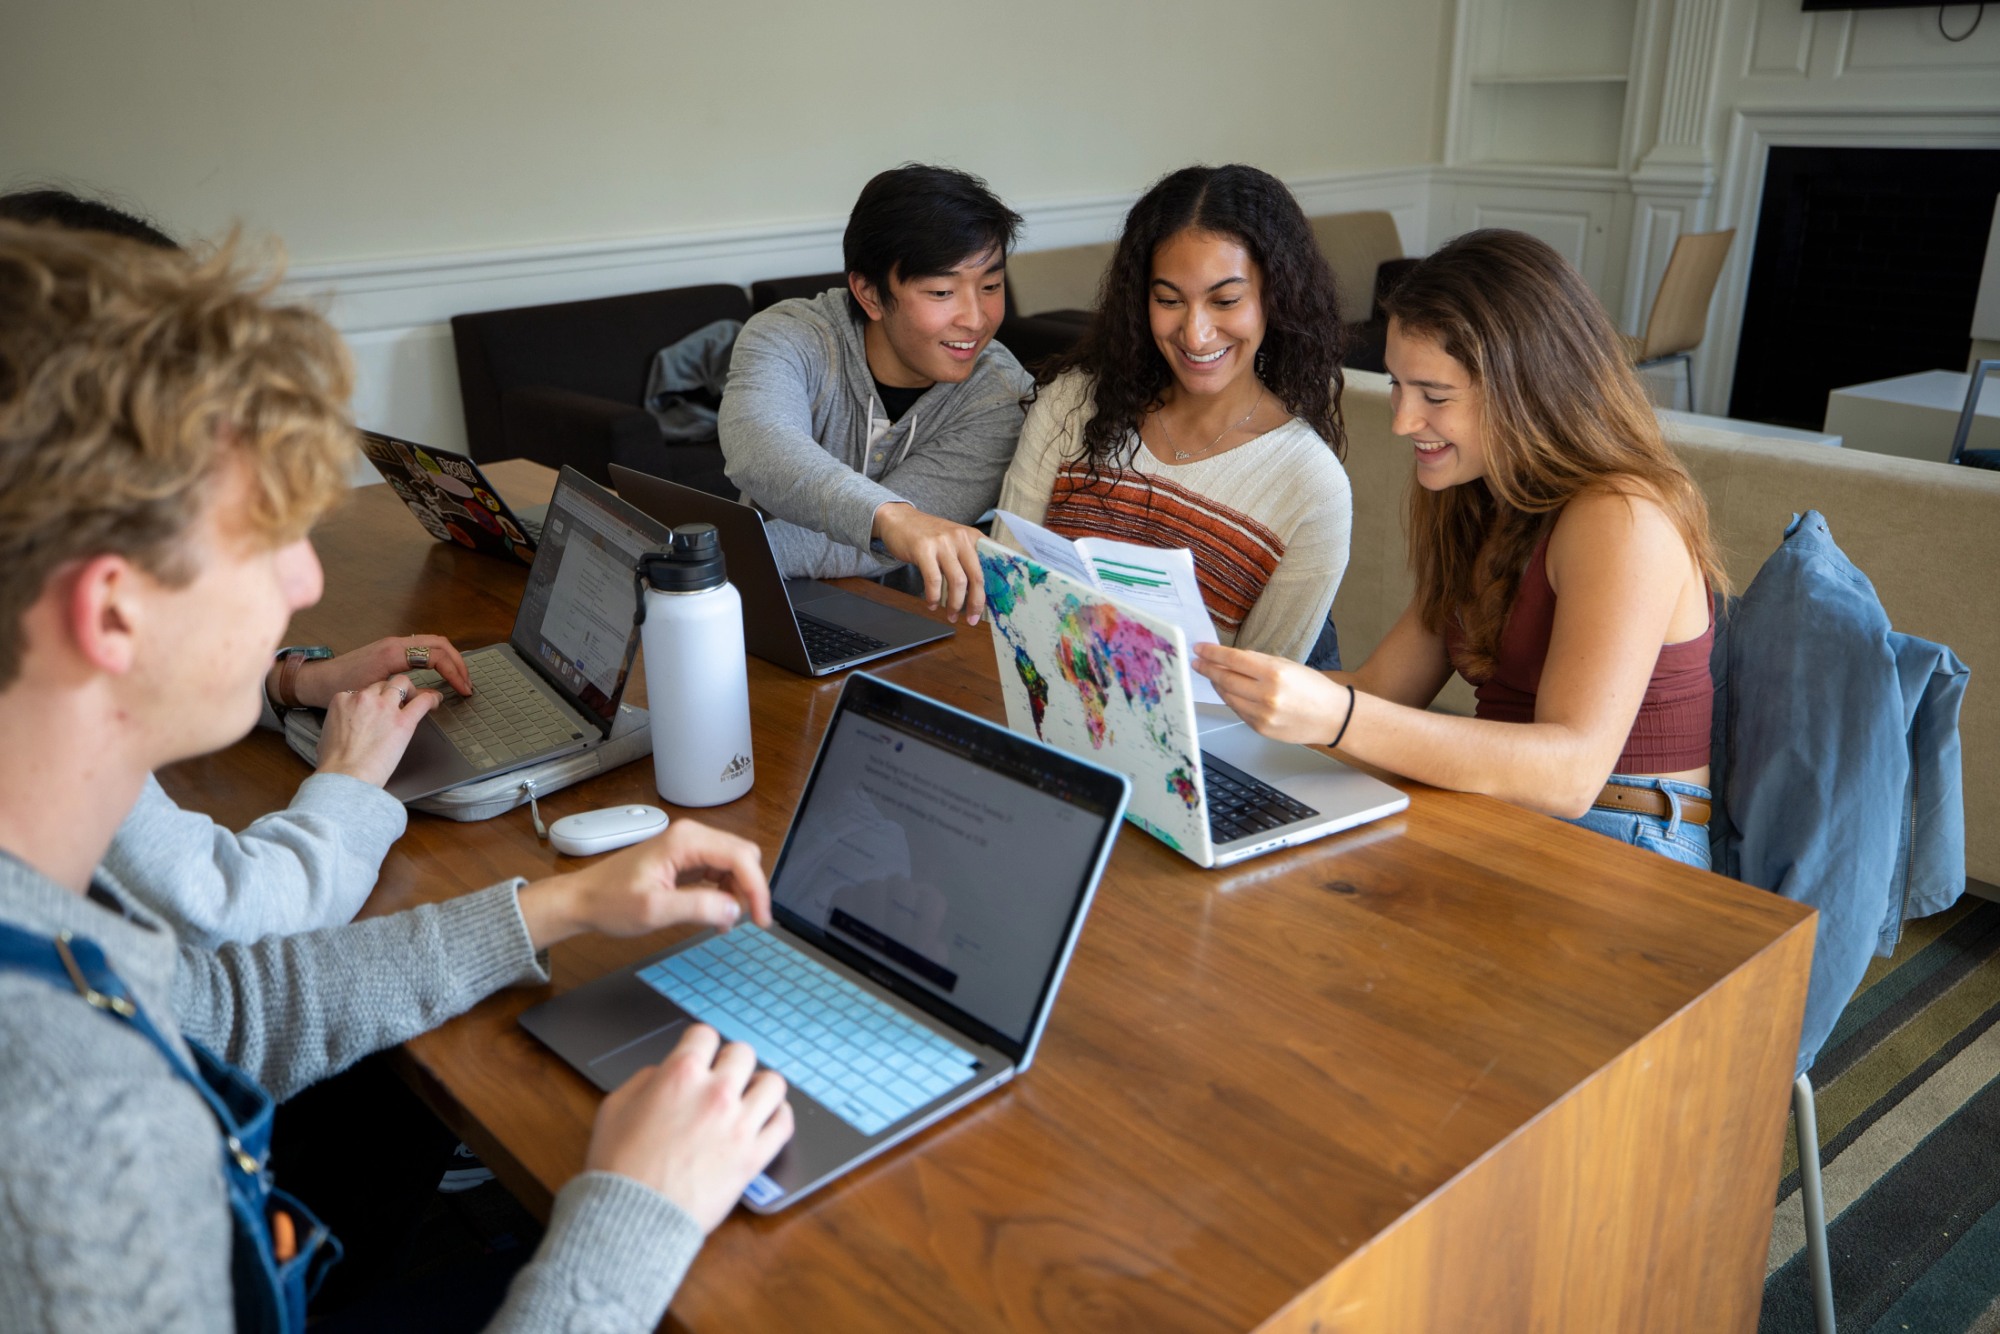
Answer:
[{"left": 267, "top": 1052, "right": 458, "bottom": 1313}]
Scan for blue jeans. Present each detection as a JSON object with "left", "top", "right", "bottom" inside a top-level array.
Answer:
[{"left": 1566, "top": 775, "right": 1712, "bottom": 871}]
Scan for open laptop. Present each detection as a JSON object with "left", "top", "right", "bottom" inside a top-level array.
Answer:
[
  {"left": 376, "top": 466, "right": 670, "bottom": 802},
  {"left": 607, "top": 463, "right": 953, "bottom": 675},
  {"left": 359, "top": 429, "right": 550, "bottom": 565},
  {"left": 978, "top": 538, "right": 1409, "bottom": 868},
  {"left": 521, "top": 671, "right": 1130, "bottom": 1212}
]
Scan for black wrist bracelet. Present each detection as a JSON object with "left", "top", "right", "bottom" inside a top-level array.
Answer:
[{"left": 1329, "top": 682, "right": 1357, "bottom": 749}]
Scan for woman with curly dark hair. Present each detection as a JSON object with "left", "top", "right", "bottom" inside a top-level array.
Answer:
[{"left": 996, "top": 164, "right": 1351, "bottom": 664}]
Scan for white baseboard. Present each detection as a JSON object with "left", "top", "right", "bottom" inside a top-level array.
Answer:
[{"left": 296, "top": 166, "right": 1437, "bottom": 459}]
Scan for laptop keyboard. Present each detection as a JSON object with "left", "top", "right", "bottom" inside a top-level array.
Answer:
[
  {"left": 797, "top": 613, "right": 889, "bottom": 669},
  {"left": 520, "top": 515, "right": 544, "bottom": 543},
  {"left": 1202, "top": 751, "right": 1320, "bottom": 844},
  {"left": 636, "top": 926, "right": 980, "bottom": 1137},
  {"left": 410, "top": 655, "right": 585, "bottom": 770}
]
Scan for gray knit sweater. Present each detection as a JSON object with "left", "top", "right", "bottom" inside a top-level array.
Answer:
[
  {"left": 104, "top": 771, "right": 407, "bottom": 948},
  {"left": 0, "top": 849, "right": 703, "bottom": 1331},
  {"left": 717, "top": 288, "right": 1031, "bottom": 579}
]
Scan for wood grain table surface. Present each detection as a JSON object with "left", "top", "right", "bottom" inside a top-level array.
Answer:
[{"left": 160, "top": 459, "right": 1817, "bottom": 1332}]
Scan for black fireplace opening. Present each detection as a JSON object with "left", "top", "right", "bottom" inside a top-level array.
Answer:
[{"left": 1729, "top": 145, "right": 2000, "bottom": 430}]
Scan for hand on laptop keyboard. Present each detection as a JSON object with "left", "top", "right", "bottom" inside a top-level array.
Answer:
[
  {"left": 523, "top": 818, "right": 793, "bottom": 1228},
  {"left": 314, "top": 675, "right": 446, "bottom": 788},
  {"left": 585, "top": 1022, "right": 794, "bottom": 1232},
  {"left": 277, "top": 633, "right": 471, "bottom": 709}
]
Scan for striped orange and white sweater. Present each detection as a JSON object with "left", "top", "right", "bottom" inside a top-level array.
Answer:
[{"left": 998, "top": 370, "right": 1352, "bottom": 662}]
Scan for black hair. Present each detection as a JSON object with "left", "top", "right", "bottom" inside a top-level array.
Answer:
[
  {"left": 842, "top": 164, "right": 1022, "bottom": 319},
  {"left": 1038, "top": 164, "right": 1347, "bottom": 487},
  {"left": 0, "top": 188, "right": 177, "bottom": 249}
]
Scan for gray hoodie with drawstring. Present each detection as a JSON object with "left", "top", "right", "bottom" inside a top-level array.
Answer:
[{"left": 717, "top": 288, "right": 1031, "bottom": 579}]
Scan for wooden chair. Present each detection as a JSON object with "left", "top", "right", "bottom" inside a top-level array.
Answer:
[{"left": 1623, "top": 229, "right": 1735, "bottom": 410}]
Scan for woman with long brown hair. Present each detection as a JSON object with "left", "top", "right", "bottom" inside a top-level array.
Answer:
[{"left": 1196, "top": 228, "right": 1727, "bottom": 867}]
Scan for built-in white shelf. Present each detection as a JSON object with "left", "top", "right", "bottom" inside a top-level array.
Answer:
[{"left": 1450, "top": 0, "right": 1643, "bottom": 173}]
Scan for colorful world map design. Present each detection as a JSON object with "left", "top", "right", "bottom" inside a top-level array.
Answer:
[{"left": 981, "top": 548, "right": 1201, "bottom": 837}]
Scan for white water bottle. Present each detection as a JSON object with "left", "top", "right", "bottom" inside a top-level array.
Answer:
[{"left": 638, "top": 523, "right": 754, "bottom": 807}]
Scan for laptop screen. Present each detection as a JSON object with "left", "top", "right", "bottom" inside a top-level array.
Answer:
[
  {"left": 770, "top": 675, "right": 1128, "bottom": 1061},
  {"left": 509, "top": 468, "right": 670, "bottom": 732}
]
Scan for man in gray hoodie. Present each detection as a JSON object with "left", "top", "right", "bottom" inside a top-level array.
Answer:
[
  {"left": 0, "top": 222, "right": 791, "bottom": 1331},
  {"left": 719, "top": 164, "right": 1033, "bottom": 623}
]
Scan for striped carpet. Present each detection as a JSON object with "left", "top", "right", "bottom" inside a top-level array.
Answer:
[{"left": 1762, "top": 891, "right": 2000, "bottom": 1333}]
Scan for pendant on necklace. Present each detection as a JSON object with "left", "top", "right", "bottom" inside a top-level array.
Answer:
[{"left": 1160, "top": 386, "right": 1265, "bottom": 464}]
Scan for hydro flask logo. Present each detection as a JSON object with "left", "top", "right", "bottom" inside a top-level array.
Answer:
[{"left": 719, "top": 753, "right": 752, "bottom": 782}]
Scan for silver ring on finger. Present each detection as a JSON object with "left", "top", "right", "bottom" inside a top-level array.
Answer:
[{"left": 405, "top": 644, "right": 431, "bottom": 671}]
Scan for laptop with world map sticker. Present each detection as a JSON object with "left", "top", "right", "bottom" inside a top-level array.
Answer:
[{"left": 978, "top": 538, "right": 1408, "bottom": 868}]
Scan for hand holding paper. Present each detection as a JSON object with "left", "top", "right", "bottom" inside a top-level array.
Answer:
[{"left": 994, "top": 511, "right": 1226, "bottom": 706}]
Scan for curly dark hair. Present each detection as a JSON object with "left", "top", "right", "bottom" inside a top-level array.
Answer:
[{"left": 1037, "top": 164, "right": 1346, "bottom": 489}]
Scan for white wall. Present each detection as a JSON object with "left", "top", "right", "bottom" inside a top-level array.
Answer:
[
  {"left": 2, "top": 0, "right": 1450, "bottom": 450},
  {"left": 3, "top": 0, "right": 1447, "bottom": 264}
]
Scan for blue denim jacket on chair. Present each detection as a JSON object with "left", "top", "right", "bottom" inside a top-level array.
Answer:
[{"left": 1709, "top": 511, "right": 1969, "bottom": 1077}]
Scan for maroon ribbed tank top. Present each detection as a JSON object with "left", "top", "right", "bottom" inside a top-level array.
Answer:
[{"left": 1444, "top": 533, "right": 1713, "bottom": 773}]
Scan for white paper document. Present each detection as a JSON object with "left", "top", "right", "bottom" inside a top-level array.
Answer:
[{"left": 993, "top": 511, "right": 1225, "bottom": 706}]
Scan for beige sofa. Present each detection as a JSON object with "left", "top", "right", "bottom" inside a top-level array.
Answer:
[{"left": 1331, "top": 371, "right": 2000, "bottom": 884}]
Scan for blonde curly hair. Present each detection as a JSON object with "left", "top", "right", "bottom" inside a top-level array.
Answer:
[{"left": 0, "top": 221, "right": 355, "bottom": 686}]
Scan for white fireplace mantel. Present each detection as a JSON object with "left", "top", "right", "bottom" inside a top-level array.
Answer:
[{"left": 1701, "top": 105, "right": 2000, "bottom": 419}]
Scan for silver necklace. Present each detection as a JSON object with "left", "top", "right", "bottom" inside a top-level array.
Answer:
[{"left": 1158, "top": 387, "right": 1265, "bottom": 461}]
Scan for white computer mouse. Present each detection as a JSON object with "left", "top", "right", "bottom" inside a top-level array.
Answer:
[{"left": 547, "top": 805, "right": 670, "bottom": 857}]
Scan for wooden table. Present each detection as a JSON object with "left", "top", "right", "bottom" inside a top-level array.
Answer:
[{"left": 162, "top": 460, "right": 1815, "bottom": 1332}]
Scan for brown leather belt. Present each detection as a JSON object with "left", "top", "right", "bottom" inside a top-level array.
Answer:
[{"left": 1592, "top": 783, "right": 1711, "bottom": 826}]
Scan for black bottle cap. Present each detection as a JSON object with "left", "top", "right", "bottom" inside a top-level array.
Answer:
[{"left": 638, "top": 523, "right": 728, "bottom": 593}]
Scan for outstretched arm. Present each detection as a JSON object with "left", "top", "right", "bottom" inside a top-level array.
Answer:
[
  {"left": 105, "top": 772, "right": 407, "bottom": 947},
  {"left": 172, "top": 820, "right": 773, "bottom": 1101},
  {"left": 718, "top": 314, "right": 903, "bottom": 553}
]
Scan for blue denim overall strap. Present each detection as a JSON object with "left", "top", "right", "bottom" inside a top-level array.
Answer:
[{"left": 0, "top": 922, "right": 341, "bottom": 1332}]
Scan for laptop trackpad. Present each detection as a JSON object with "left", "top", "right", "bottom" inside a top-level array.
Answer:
[
  {"left": 785, "top": 578, "right": 841, "bottom": 607},
  {"left": 519, "top": 970, "right": 692, "bottom": 1092},
  {"left": 384, "top": 716, "right": 481, "bottom": 803},
  {"left": 587, "top": 1019, "right": 692, "bottom": 1090}
]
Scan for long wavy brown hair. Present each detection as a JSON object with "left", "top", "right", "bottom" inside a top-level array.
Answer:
[
  {"left": 1382, "top": 229, "right": 1727, "bottom": 679},
  {"left": 1035, "top": 164, "right": 1346, "bottom": 499}
]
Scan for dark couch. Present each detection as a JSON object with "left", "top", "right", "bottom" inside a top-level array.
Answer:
[
  {"left": 450, "top": 283, "right": 750, "bottom": 494},
  {"left": 452, "top": 269, "right": 1092, "bottom": 493}
]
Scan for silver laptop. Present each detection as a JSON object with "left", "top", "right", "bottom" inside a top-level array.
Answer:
[
  {"left": 376, "top": 466, "right": 670, "bottom": 802},
  {"left": 607, "top": 464, "right": 952, "bottom": 675},
  {"left": 520, "top": 672, "right": 1130, "bottom": 1212},
  {"left": 978, "top": 538, "right": 1408, "bottom": 868}
]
